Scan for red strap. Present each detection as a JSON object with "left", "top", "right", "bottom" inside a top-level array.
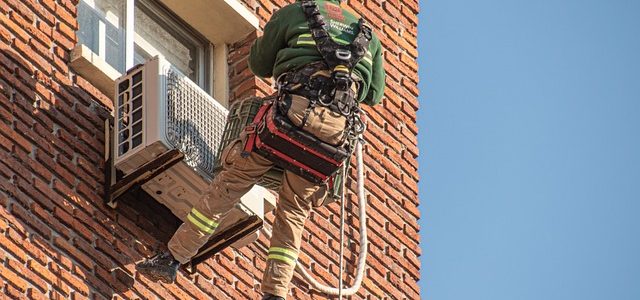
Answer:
[
  {"left": 242, "top": 101, "right": 272, "bottom": 156},
  {"left": 255, "top": 134, "right": 329, "bottom": 182}
]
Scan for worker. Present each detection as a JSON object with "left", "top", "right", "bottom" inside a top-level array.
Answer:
[{"left": 136, "top": 0, "right": 385, "bottom": 299}]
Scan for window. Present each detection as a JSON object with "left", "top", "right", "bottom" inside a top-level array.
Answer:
[
  {"left": 77, "top": 0, "right": 211, "bottom": 92},
  {"left": 77, "top": 0, "right": 126, "bottom": 72}
]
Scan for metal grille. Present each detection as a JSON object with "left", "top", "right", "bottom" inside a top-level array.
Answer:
[
  {"left": 117, "top": 69, "right": 144, "bottom": 157},
  {"left": 165, "top": 66, "right": 228, "bottom": 179}
]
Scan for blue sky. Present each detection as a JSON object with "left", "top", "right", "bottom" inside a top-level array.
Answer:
[{"left": 417, "top": 0, "right": 640, "bottom": 299}]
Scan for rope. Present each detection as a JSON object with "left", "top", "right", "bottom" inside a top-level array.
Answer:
[{"left": 338, "top": 162, "right": 347, "bottom": 299}]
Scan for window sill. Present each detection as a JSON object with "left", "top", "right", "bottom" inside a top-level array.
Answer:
[
  {"left": 160, "top": 0, "right": 259, "bottom": 44},
  {"left": 69, "top": 44, "right": 120, "bottom": 102}
]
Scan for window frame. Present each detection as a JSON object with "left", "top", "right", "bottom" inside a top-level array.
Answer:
[{"left": 134, "top": 0, "right": 212, "bottom": 91}]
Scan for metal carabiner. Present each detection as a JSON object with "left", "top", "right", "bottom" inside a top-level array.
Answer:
[{"left": 318, "top": 89, "right": 334, "bottom": 106}]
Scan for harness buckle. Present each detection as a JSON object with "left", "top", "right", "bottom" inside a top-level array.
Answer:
[{"left": 335, "top": 49, "right": 352, "bottom": 61}]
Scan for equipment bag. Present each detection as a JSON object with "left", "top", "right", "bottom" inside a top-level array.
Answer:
[{"left": 243, "top": 99, "right": 350, "bottom": 184}]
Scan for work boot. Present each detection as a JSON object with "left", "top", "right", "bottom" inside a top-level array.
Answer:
[
  {"left": 261, "top": 293, "right": 285, "bottom": 300},
  {"left": 135, "top": 251, "right": 181, "bottom": 283}
]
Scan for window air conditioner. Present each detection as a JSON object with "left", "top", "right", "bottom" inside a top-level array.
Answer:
[{"left": 110, "top": 56, "right": 274, "bottom": 269}]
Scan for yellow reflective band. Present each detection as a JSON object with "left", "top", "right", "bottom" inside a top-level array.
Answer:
[
  {"left": 297, "top": 40, "right": 317, "bottom": 46},
  {"left": 298, "top": 34, "right": 349, "bottom": 45},
  {"left": 362, "top": 57, "right": 373, "bottom": 65},
  {"left": 268, "top": 247, "right": 298, "bottom": 257},
  {"left": 334, "top": 65, "right": 349, "bottom": 73},
  {"left": 334, "top": 38, "right": 350, "bottom": 45},
  {"left": 268, "top": 254, "right": 297, "bottom": 266},
  {"left": 190, "top": 208, "right": 218, "bottom": 228},
  {"left": 187, "top": 214, "right": 215, "bottom": 234}
]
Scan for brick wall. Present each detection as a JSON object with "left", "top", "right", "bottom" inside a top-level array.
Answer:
[{"left": 0, "top": 0, "right": 420, "bottom": 299}]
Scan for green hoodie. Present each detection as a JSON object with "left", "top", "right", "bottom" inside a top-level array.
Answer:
[{"left": 248, "top": 0, "right": 386, "bottom": 106}]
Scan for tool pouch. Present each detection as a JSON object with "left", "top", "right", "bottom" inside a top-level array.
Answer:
[
  {"left": 281, "top": 93, "right": 348, "bottom": 146},
  {"left": 244, "top": 99, "right": 350, "bottom": 184}
]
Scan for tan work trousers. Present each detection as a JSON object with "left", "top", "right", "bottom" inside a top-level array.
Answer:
[{"left": 168, "top": 95, "right": 346, "bottom": 298}]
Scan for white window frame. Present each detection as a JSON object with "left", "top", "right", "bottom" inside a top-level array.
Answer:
[{"left": 72, "top": 0, "right": 259, "bottom": 107}]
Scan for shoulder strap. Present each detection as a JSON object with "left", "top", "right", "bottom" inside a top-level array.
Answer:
[{"left": 300, "top": 0, "right": 372, "bottom": 73}]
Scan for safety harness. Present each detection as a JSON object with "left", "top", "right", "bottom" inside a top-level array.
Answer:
[
  {"left": 243, "top": 0, "right": 373, "bottom": 184},
  {"left": 279, "top": 0, "right": 373, "bottom": 139}
]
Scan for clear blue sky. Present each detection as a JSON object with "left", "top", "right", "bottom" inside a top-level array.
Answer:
[{"left": 417, "top": 0, "right": 640, "bottom": 299}]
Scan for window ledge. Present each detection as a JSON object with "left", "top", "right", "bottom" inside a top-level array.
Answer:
[
  {"left": 160, "top": 0, "right": 259, "bottom": 44},
  {"left": 69, "top": 44, "right": 120, "bottom": 101}
]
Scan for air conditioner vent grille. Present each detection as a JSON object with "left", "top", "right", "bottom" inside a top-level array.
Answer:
[
  {"left": 117, "top": 68, "right": 145, "bottom": 157},
  {"left": 165, "top": 67, "right": 227, "bottom": 179}
]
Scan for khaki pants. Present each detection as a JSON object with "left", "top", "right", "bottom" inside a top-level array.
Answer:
[{"left": 168, "top": 95, "right": 344, "bottom": 298}]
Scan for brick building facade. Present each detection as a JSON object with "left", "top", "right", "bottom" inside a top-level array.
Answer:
[{"left": 0, "top": 0, "right": 420, "bottom": 299}]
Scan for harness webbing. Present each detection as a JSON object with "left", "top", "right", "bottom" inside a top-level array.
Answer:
[
  {"left": 300, "top": 0, "right": 372, "bottom": 75},
  {"left": 293, "top": 0, "right": 372, "bottom": 143}
]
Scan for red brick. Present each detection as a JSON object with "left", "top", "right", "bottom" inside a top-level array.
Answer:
[
  {"left": 73, "top": 75, "right": 112, "bottom": 109},
  {"left": 50, "top": 263, "right": 90, "bottom": 296},
  {"left": 0, "top": 0, "right": 9, "bottom": 13},
  {"left": 0, "top": 258, "right": 29, "bottom": 292},
  {"left": 0, "top": 231, "right": 28, "bottom": 263},
  {"left": 59, "top": 0, "right": 77, "bottom": 16},
  {"left": 27, "top": 288, "right": 48, "bottom": 300},
  {"left": 6, "top": 0, "right": 34, "bottom": 22},
  {"left": 0, "top": 24, "right": 12, "bottom": 43},
  {"left": 5, "top": 284, "right": 28, "bottom": 300},
  {"left": 40, "top": 0, "right": 56, "bottom": 13},
  {"left": 53, "top": 236, "right": 95, "bottom": 271},
  {"left": 7, "top": 259, "right": 48, "bottom": 292},
  {"left": 51, "top": 29, "right": 74, "bottom": 50},
  {"left": 0, "top": 122, "right": 31, "bottom": 153},
  {"left": 175, "top": 275, "right": 211, "bottom": 300},
  {"left": 11, "top": 201, "right": 54, "bottom": 239},
  {"left": 74, "top": 210, "right": 114, "bottom": 244},
  {"left": 56, "top": 21, "right": 76, "bottom": 42},
  {"left": 85, "top": 266, "right": 114, "bottom": 298},
  {"left": 13, "top": 39, "right": 52, "bottom": 75}
]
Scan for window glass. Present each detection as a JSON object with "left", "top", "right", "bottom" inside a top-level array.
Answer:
[
  {"left": 134, "top": 0, "right": 198, "bottom": 81},
  {"left": 77, "top": 0, "right": 126, "bottom": 72}
]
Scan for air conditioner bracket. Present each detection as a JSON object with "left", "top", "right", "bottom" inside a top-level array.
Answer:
[{"left": 104, "top": 118, "right": 185, "bottom": 208}]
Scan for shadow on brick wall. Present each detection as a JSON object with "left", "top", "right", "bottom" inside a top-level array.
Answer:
[{"left": 0, "top": 45, "right": 197, "bottom": 298}]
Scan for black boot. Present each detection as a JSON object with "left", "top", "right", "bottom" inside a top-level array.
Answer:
[
  {"left": 261, "top": 293, "right": 285, "bottom": 300},
  {"left": 135, "top": 251, "right": 181, "bottom": 284}
]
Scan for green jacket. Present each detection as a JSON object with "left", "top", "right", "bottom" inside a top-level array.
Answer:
[{"left": 249, "top": 0, "right": 386, "bottom": 106}]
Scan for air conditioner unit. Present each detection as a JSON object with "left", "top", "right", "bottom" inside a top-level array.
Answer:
[{"left": 110, "top": 56, "right": 274, "bottom": 269}]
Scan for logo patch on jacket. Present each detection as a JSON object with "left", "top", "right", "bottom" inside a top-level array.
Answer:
[{"left": 325, "top": 2, "right": 345, "bottom": 21}]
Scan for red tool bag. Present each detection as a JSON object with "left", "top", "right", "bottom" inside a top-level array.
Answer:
[{"left": 243, "top": 99, "right": 350, "bottom": 184}]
